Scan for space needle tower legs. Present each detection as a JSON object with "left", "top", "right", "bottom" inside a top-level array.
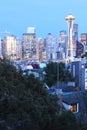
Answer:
[{"left": 65, "top": 14, "right": 75, "bottom": 62}]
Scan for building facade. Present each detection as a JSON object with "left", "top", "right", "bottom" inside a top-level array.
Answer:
[
  {"left": 57, "top": 30, "right": 67, "bottom": 60},
  {"left": 80, "top": 33, "right": 87, "bottom": 45},
  {"left": 73, "top": 23, "right": 78, "bottom": 57},
  {"left": 71, "top": 61, "right": 87, "bottom": 90},
  {"left": 22, "top": 28, "right": 39, "bottom": 62},
  {"left": 3, "top": 35, "right": 19, "bottom": 61},
  {"left": 38, "top": 38, "right": 47, "bottom": 62},
  {"left": 76, "top": 41, "right": 84, "bottom": 58},
  {"left": 45, "top": 33, "right": 57, "bottom": 62}
]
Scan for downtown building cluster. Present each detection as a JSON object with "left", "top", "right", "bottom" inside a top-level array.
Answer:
[
  {"left": 0, "top": 13, "right": 87, "bottom": 64},
  {"left": 1, "top": 15, "right": 87, "bottom": 120},
  {"left": 0, "top": 25, "right": 86, "bottom": 63}
]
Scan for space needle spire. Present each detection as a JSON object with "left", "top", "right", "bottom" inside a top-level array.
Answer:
[{"left": 65, "top": 14, "right": 75, "bottom": 62}]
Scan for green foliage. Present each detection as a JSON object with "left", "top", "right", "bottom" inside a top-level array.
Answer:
[
  {"left": 81, "top": 52, "right": 87, "bottom": 58},
  {"left": 44, "top": 62, "right": 57, "bottom": 86},
  {"left": 44, "top": 62, "right": 75, "bottom": 87},
  {"left": 56, "top": 110, "right": 79, "bottom": 130},
  {"left": 0, "top": 59, "right": 82, "bottom": 129}
]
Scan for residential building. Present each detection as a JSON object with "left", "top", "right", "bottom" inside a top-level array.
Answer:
[{"left": 62, "top": 91, "right": 87, "bottom": 122}]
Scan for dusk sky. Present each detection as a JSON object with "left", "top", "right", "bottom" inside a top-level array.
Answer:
[{"left": 0, "top": 0, "right": 87, "bottom": 39}]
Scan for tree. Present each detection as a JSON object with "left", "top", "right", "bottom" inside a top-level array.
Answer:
[
  {"left": 0, "top": 60, "right": 81, "bottom": 130},
  {"left": 81, "top": 52, "right": 87, "bottom": 59},
  {"left": 43, "top": 62, "right": 57, "bottom": 86},
  {"left": 44, "top": 62, "right": 75, "bottom": 87}
]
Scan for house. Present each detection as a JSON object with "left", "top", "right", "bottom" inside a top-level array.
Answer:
[{"left": 62, "top": 91, "right": 87, "bottom": 122}]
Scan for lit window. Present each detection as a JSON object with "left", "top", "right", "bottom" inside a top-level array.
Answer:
[{"left": 70, "top": 103, "right": 78, "bottom": 113}]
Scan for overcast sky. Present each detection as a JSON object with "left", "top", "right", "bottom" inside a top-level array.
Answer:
[{"left": 0, "top": 0, "right": 87, "bottom": 39}]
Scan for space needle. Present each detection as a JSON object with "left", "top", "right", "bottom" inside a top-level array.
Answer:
[{"left": 65, "top": 14, "right": 75, "bottom": 62}]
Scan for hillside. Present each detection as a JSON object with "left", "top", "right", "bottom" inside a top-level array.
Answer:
[{"left": 0, "top": 60, "right": 80, "bottom": 130}]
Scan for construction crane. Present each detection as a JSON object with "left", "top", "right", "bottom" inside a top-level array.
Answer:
[{"left": 0, "top": 30, "right": 11, "bottom": 38}]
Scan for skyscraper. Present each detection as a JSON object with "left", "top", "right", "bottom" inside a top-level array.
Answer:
[
  {"left": 73, "top": 23, "right": 78, "bottom": 57},
  {"left": 3, "top": 35, "right": 18, "bottom": 60},
  {"left": 57, "top": 30, "right": 67, "bottom": 60},
  {"left": 22, "top": 27, "right": 38, "bottom": 62},
  {"left": 80, "top": 33, "right": 87, "bottom": 45},
  {"left": 73, "top": 23, "right": 78, "bottom": 42},
  {"left": 80, "top": 33, "right": 87, "bottom": 53},
  {"left": 45, "top": 33, "right": 57, "bottom": 62},
  {"left": 76, "top": 41, "right": 84, "bottom": 58}
]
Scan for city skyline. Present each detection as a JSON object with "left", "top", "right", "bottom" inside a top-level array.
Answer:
[{"left": 0, "top": 0, "right": 87, "bottom": 39}]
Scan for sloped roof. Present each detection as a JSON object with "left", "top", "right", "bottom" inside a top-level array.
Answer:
[
  {"left": 62, "top": 91, "right": 87, "bottom": 115},
  {"left": 62, "top": 93, "right": 79, "bottom": 104}
]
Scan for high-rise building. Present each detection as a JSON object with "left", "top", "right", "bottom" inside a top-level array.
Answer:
[
  {"left": 16, "top": 39, "right": 22, "bottom": 60},
  {"left": 76, "top": 41, "right": 84, "bottom": 58},
  {"left": 45, "top": 33, "right": 57, "bottom": 62},
  {"left": 73, "top": 23, "right": 78, "bottom": 57},
  {"left": 38, "top": 38, "right": 46, "bottom": 62},
  {"left": 57, "top": 30, "right": 68, "bottom": 60},
  {"left": 80, "top": 33, "right": 87, "bottom": 53},
  {"left": 73, "top": 23, "right": 78, "bottom": 41},
  {"left": 3, "top": 35, "right": 19, "bottom": 60},
  {"left": 22, "top": 27, "right": 38, "bottom": 62},
  {"left": 80, "top": 33, "right": 87, "bottom": 45}
]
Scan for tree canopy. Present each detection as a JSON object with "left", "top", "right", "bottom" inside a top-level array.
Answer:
[
  {"left": 44, "top": 62, "right": 75, "bottom": 87},
  {"left": 81, "top": 52, "right": 87, "bottom": 58},
  {"left": 0, "top": 59, "right": 84, "bottom": 130}
]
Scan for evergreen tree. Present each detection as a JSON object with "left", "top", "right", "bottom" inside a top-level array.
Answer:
[
  {"left": 0, "top": 59, "right": 82, "bottom": 130},
  {"left": 44, "top": 62, "right": 74, "bottom": 87}
]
